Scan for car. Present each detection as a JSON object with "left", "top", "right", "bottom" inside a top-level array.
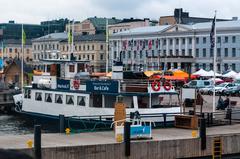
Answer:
[
  {"left": 199, "top": 85, "right": 215, "bottom": 95},
  {"left": 224, "top": 85, "right": 240, "bottom": 96},
  {"left": 183, "top": 80, "right": 213, "bottom": 89},
  {"left": 213, "top": 83, "right": 235, "bottom": 95}
]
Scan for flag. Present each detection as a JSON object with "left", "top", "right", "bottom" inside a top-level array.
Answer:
[
  {"left": 210, "top": 16, "right": 216, "bottom": 49},
  {"left": 22, "top": 28, "right": 26, "bottom": 45},
  {"left": 68, "top": 29, "right": 72, "bottom": 44}
]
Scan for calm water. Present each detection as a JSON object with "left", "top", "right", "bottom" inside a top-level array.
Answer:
[
  {"left": 0, "top": 114, "right": 57, "bottom": 136},
  {"left": 0, "top": 114, "right": 34, "bottom": 136}
]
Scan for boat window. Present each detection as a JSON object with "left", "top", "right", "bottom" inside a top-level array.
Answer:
[
  {"left": 66, "top": 95, "right": 74, "bottom": 105},
  {"left": 35, "top": 92, "right": 42, "bottom": 101},
  {"left": 24, "top": 89, "right": 31, "bottom": 99},
  {"left": 45, "top": 93, "right": 52, "bottom": 103},
  {"left": 77, "top": 96, "right": 86, "bottom": 106},
  {"left": 55, "top": 94, "right": 63, "bottom": 104}
]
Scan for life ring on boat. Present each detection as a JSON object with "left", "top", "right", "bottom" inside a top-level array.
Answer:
[
  {"left": 73, "top": 80, "right": 80, "bottom": 89},
  {"left": 163, "top": 81, "right": 172, "bottom": 91},
  {"left": 151, "top": 81, "right": 161, "bottom": 91}
]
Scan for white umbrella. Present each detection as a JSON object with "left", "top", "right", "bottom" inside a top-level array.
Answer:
[
  {"left": 192, "top": 69, "right": 209, "bottom": 76},
  {"left": 209, "top": 78, "right": 223, "bottom": 82},
  {"left": 222, "top": 70, "right": 237, "bottom": 78},
  {"left": 233, "top": 73, "right": 240, "bottom": 79}
]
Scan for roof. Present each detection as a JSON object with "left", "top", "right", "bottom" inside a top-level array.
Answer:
[
  {"left": 61, "top": 34, "right": 106, "bottom": 43},
  {"left": 87, "top": 17, "right": 121, "bottom": 32},
  {"left": 2, "top": 39, "right": 32, "bottom": 45},
  {"left": 113, "top": 25, "right": 170, "bottom": 35},
  {"left": 113, "top": 20, "right": 240, "bottom": 36},
  {"left": 32, "top": 32, "right": 67, "bottom": 42}
]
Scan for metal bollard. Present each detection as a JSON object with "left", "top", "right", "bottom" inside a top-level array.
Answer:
[
  {"left": 34, "top": 125, "right": 42, "bottom": 159},
  {"left": 226, "top": 108, "right": 232, "bottom": 125},
  {"left": 163, "top": 114, "right": 167, "bottom": 128},
  {"left": 59, "top": 114, "right": 65, "bottom": 133},
  {"left": 124, "top": 121, "right": 131, "bottom": 157},
  {"left": 199, "top": 118, "right": 206, "bottom": 150}
]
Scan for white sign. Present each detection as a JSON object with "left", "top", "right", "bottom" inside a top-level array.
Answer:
[{"left": 181, "top": 88, "right": 196, "bottom": 100}]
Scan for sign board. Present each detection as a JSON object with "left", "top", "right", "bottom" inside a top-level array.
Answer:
[
  {"left": 181, "top": 88, "right": 196, "bottom": 100},
  {"left": 57, "top": 79, "right": 70, "bottom": 90},
  {"left": 86, "top": 80, "right": 119, "bottom": 93},
  {"left": 130, "top": 125, "right": 151, "bottom": 139}
]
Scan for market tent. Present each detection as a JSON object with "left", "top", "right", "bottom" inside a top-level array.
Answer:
[
  {"left": 233, "top": 73, "right": 240, "bottom": 79},
  {"left": 208, "top": 70, "right": 222, "bottom": 77},
  {"left": 173, "top": 70, "right": 189, "bottom": 78},
  {"left": 106, "top": 72, "right": 112, "bottom": 77},
  {"left": 192, "top": 69, "right": 208, "bottom": 76},
  {"left": 144, "top": 70, "right": 162, "bottom": 77},
  {"left": 209, "top": 78, "right": 224, "bottom": 82},
  {"left": 164, "top": 75, "right": 186, "bottom": 81},
  {"left": 222, "top": 70, "right": 237, "bottom": 78}
]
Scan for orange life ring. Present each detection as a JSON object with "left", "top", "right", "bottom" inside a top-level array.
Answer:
[
  {"left": 164, "top": 81, "right": 172, "bottom": 91},
  {"left": 151, "top": 81, "right": 161, "bottom": 91}
]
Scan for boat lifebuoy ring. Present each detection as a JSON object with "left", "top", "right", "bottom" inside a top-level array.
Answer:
[
  {"left": 151, "top": 81, "right": 161, "bottom": 91},
  {"left": 164, "top": 81, "right": 172, "bottom": 91}
]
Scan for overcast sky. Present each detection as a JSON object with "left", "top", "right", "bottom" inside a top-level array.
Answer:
[{"left": 0, "top": 0, "right": 238, "bottom": 24}]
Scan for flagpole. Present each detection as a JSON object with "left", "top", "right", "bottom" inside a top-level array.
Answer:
[
  {"left": 71, "top": 20, "right": 74, "bottom": 54},
  {"left": 21, "top": 24, "right": 24, "bottom": 92},
  {"left": 106, "top": 18, "right": 109, "bottom": 73},
  {"left": 213, "top": 11, "right": 217, "bottom": 112}
]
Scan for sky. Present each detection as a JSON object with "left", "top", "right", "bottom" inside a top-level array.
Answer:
[{"left": 0, "top": 0, "right": 238, "bottom": 24}]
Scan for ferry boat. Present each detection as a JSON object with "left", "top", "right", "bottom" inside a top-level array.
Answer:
[{"left": 13, "top": 54, "right": 181, "bottom": 128}]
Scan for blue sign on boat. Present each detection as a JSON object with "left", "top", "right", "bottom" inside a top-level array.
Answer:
[
  {"left": 57, "top": 79, "right": 70, "bottom": 90},
  {"left": 86, "top": 80, "right": 119, "bottom": 93},
  {"left": 130, "top": 125, "right": 151, "bottom": 139}
]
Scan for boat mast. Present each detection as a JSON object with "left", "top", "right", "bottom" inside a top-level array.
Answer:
[{"left": 106, "top": 18, "right": 109, "bottom": 73}]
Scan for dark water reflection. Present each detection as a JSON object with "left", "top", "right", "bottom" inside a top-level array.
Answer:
[{"left": 0, "top": 114, "right": 58, "bottom": 136}]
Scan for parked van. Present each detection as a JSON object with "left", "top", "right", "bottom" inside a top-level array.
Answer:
[{"left": 183, "top": 80, "right": 213, "bottom": 88}]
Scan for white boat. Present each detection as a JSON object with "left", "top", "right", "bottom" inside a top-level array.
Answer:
[{"left": 13, "top": 55, "right": 180, "bottom": 127}]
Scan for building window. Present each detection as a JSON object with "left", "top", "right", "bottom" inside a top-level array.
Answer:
[
  {"left": 224, "top": 36, "right": 228, "bottom": 43},
  {"left": 77, "top": 96, "right": 86, "bottom": 106},
  {"left": 196, "top": 49, "right": 199, "bottom": 57},
  {"left": 163, "top": 39, "right": 166, "bottom": 45},
  {"left": 196, "top": 37, "right": 199, "bottom": 44},
  {"left": 140, "top": 51, "right": 143, "bottom": 58},
  {"left": 217, "top": 48, "right": 221, "bottom": 57},
  {"left": 217, "top": 64, "right": 220, "bottom": 72},
  {"left": 217, "top": 37, "right": 221, "bottom": 43},
  {"left": 100, "top": 45, "right": 104, "bottom": 50},
  {"left": 189, "top": 38, "right": 192, "bottom": 44},
  {"left": 66, "top": 95, "right": 74, "bottom": 105},
  {"left": 69, "top": 65, "right": 75, "bottom": 72},
  {"left": 55, "top": 94, "right": 63, "bottom": 104},
  {"left": 87, "top": 45, "right": 90, "bottom": 50},
  {"left": 114, "top": 51, "right": 117, "bottom": 59},
  {"left": 134, "top": 51, "right": 137, "bottom": 58},
  {"left": 83, "top": 45, "right": 85, "bottom": 50},
  {"left": 169, "top": 39, "right": 173, "bottom": 45},
  {"left": 182, "top": 39, "right": 185, "bottom": 45},
  {"left": 232, "top": 48, "right": 236, "bottom": 57},
  {"left": 232, "top": 36, "right": 236, "bottom": 43},
  {"left": 224, "top": 48, "right": 228, "bottom": 57},
  {"left": 128, "top": 51, "right": 131, "bottom": 58},
  {"left": 224, "top": 63, "right": 228, "bottom": 71},
  {"left": 210, "top": 48, "right": 213, "bottom": 57},
  {"left": 9, "top": 48, "right": 12, "bottom": 53},
  {"left": 35, "top": 92, "right": 42, "bottom": 101},
  {"left": 176, "top": 38, "right": 179, "bottom": 45},
  {"left": 45, "top": 93, "right": 52, "bottom": 103},
  {"left": 203, "top": 48, "right": 206, "bottom": 57},
  {"left": 100, "top": 54, "right": 104, "bottom": 60},
  {"left": 232, "top": 63, "right": 236, "bottom": 71},
  {"left": 176, "top": 49, "right": 179, "bottom": 56},
  {"left": 202, "top": 63, "right": 206, "bottom": 70},
  {"left": 92, "top": 55, "right": 94, "bottom": 60},
  {"left": 203, "top": 37, "right": 207, "bottom": 44},
  {"left": 92, "top": 45, "right": 94, "bottom": 50},
  {"left": 182, "top": 49, "right": 185, "bottom": 56},
  {"left": 79, "top": 45, "right": 81, "bottom": 51},
  {"left": 189, "top": 49, "right": 192, "bottom": 56},
  {"left": 169, "top": 50, "right": 172, "bottom": 56}
]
